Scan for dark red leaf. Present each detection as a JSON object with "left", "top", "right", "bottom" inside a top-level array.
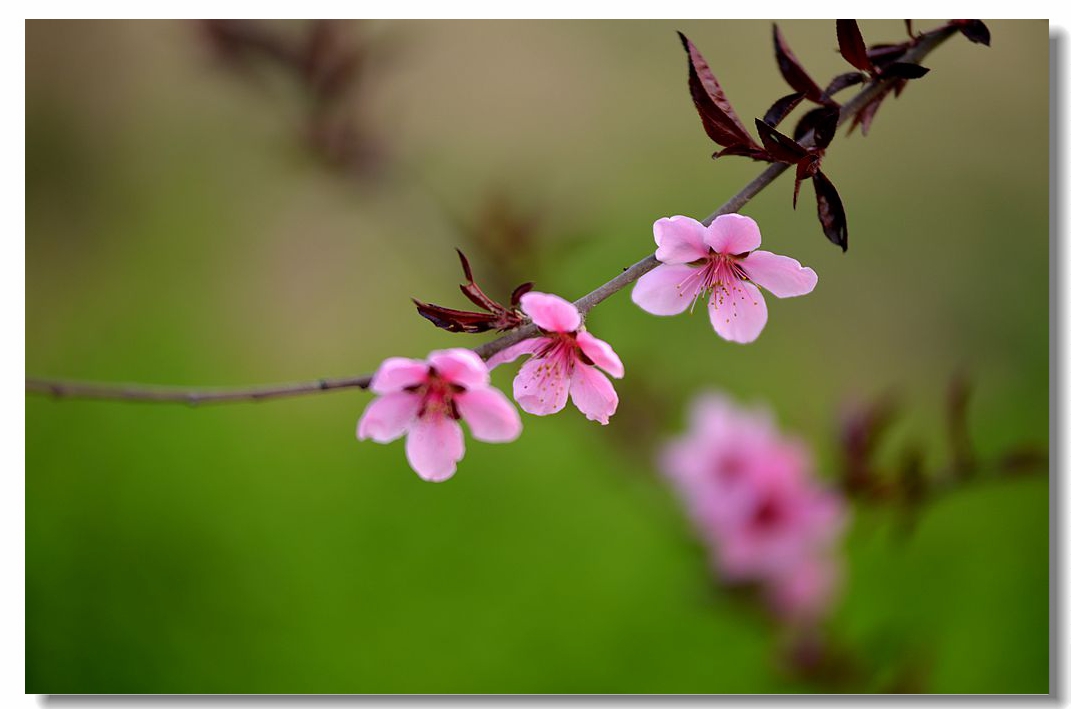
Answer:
[
  {"left": 413, "top": 299, "right": 497, "bottom": 334},
  {"left": 755, "top": 119, "right": 809, "bottom": 164},
  {"left": 456, "top": 248, "right": 475, "bottom": 282},
  {"left": 763, "top": 92, "right": 805, "bottom": 128},
  {"left": 455, "top": 250, "right": 500, "bottom": 312},
  {"left": 813, "top": 170, "right": 848, "bottom": 250},
  {"left": 836, "top": 20, "right": 874, "bottom": 73},
  {"left": 793, "top": 154, "right": 820, "bottom": 209},
  {"left": 953, "top": 19, "right": 991, "bottom": 46},
  {"left": 713, "top": 144, "right": 773, "bottom": 161},
  {"left": 904, "top": 20, "right": 915, "bottom": 38},
  {"left": 821, "top": 72, "right": 867, "bottom": 102},
  {"left": 848, "top": 83, "right": 894, "bottom": 136},
  {"left": 811, "top": 105, "right": 840, "bottom": 150},
  {"left": 772, "top": 24, "right": 824, "bottom": 102},
  {"left": 848, "top": 100, "right": 880, "bottom": 136},
  {"left": 882, "top": 62, "right": 930, "bottom": 79},
  {"left": 510, "top": 281, "right": 534, "bottom": 306},
  {"left": 793, "top": 106, "right": 830, "bottom": 142},
  {"left": 415, "top": 249, "right": 528, "bottom": 333},
  {"left": 892, "top": 77, "right": 909, "bottom": 98},
  {"left": 867, "top": 43, "right": 909, "bottom": 68},
  {"left": 678, "top": 32, "right": 760, "bottom": 150}
]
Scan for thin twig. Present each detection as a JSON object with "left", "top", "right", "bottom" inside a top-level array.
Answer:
[
  {"left": 25, "top": 375, "right": 373, "bottom": 405},
  {"left": 26, "top": 25, "right": 956, "bottom": 406}
]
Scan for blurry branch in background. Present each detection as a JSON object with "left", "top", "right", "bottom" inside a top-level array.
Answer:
[
  {"left": 199, "top": 19, "right": 385, "bottom": 177},
  {"left": 27, "top": 23, "right": 960, "bottom": 405},
  {"left": 201, "top": 20, "right": 549, "bottom": 295},
  {"left": 835, "top": 372, "right": 1048, "bottom": 533}
]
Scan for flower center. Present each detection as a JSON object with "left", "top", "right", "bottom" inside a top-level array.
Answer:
[
  {"left": 750, "top": 495, "right": 787, "bottom": 534},
  {"left": 534, "top": 331, "right": 595, "bottom": 368},
  {"left": 410, "top": 367, "right": 466, "bottom": 419},
  {"left": 680, "top": 253, "right": 750, "bottom": 312}
]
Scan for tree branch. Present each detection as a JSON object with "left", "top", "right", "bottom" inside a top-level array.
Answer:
[
  {"left": 26, "top": 25, "right": 956, "bottom": 406},
  {"left": 25, "top": 374, "right": 373, "bottom": 405}
]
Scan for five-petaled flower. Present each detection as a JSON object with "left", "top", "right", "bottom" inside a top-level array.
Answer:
[
  {"left": 631, "top": 214, "right": 818, "bottom": 343},
  {"left": 488, "top": 292, "right": 624, "bottom": 425},
  {"left": 357, "top": 349, "right": 521, "bottom": 482}
]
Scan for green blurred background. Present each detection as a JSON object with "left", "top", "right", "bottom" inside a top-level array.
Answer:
[{"left": 25, "top": 20, "right": 1049, "bottom": 693}]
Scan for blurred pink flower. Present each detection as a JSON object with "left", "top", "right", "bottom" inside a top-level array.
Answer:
[
  {"left": 488, "top": 292, "right": 624, "bottom": 425},
  {"left": 661, "top": 392, "right": 848, "bottom": 623},
  {"left": 631, "top": 214, "right": 817, "bottom": 343},
  {"left": 767, "top": 556, "right": 843, "bottom": 624},
  {"left": 357, "top": 349, "right": 521, "bottom": 482},
  {"left": 712, "top": 459, "right": 846, "bottom": 582}
]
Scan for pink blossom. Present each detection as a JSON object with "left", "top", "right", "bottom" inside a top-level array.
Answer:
[
  {"left": 660, "top": 392, "right": 848, "bottom": 623},
  {"left": 766, "top": 556, "right": 843, "bottom": 624},
  {"left": 487, "top": 292, "right": 624, "bottom": 425},
  {"left": 631, "top": 214, "right": 817, "bottom": 343},
  {"left": 711, "top": 456, "right": 846, "bottom": 583},
  {"left": 357, "top": 348, "right": 521, "bottom": 482}
]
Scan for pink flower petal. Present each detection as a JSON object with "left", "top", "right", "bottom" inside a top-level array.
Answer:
[
  {"left": 520, "top": 291, "right": 581, "bottom": 333},
  {"left": 370, "top": 357, "right": 428, "bottom": 395},
  {"left": 768, "top": 556, "right": 841, "bottom": 623},
  {"left": 513, "top": 355, "right": 570, "bottom": 416},
  {"left": 569, "top": 364, "right": 619, "bottom": 425},
  {"left": 405, "top": 413, "right": 465, "bottom": 482},
  {"left": 576, "top": 331, "right": 624, "bottom": 378},
  {"left": 426, "top": 348, "right": 489, "bottom": 389},
  {"left": 356, "top": 391, "right": 421, "bottom": 443},
  {"left": 653, "top": 215, "right": 710, "bottom": 264},
  {"left": 631, "top": 263, "right": 704, "bottom": 316},
  {"left": 741, "top": 250, "right": 818, "bottom": 298},
  {"left": 455, "top": 386, "right": 522, "bottom": 443},
  {"left": 704, "top": 213, "right": 762, "bottom": 255},
  {"left": 708, "top": 279, "right": 768, "bottom": 343},
  {"left": 486, "top": 338, "right": 547, "bottom": 369}
]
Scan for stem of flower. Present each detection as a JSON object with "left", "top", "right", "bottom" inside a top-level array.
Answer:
[{"left": 26, "top": 25, "right": 956, "bottom": 405}]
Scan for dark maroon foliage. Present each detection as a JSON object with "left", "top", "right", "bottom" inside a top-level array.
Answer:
[
  {"left": 678, "top": 32, "right": 769, "bottom": 160},
  {"left": 793, "top": 155, "right": 820, "bottom": 209},
  {"left": 847, "top": 83, "right": 894, "bottom": 136},
  {"left": 951, "top": 19, "right": 991, "bottom": 46},
  {"left": 821, "top": 72, "right": 868, "bottom": 102},
  {"left": 792, "top": 106, "right": 830, "bottom": 141},
  {"left": 882, "top": 62, "right": 931, "bottom": 79},
  {"left": 413, "top": 250, "right": 530, "bottom": 333},
  {"left": 763, "top": 92, "right": 806, "bottom": 128},
  {"left": 769, "top": 25, "right": 848, "bottom": 139},
  {"left": 813, "top": 170, "right": 848, "bottom": 251},
  {"left": 836, "top": 20, "right": 875, "bottom": 73},
  {"left": 679, "top": 20, "right": 988, "bottom": 250},
  {"left": 755, "top": 119, "right": 809, "bottom": 163},
  {"left": 772, "top": 25, "right": 824, "bottom": 103},
  {"left": 836, "top": 374, "right": 1045, "bottom": 515},
  {"left": 810, "top": 106, "right": 840, "bottom": 150}
]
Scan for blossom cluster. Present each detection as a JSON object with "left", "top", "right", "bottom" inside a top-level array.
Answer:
[
  {"left": 357, "top": 292, "right": 623, "bottom": 481},
  {"left": 660, "top": 392, "right": 848, "bottom": 624},
  {"left": 357, "top": 213, "right": 817, "bottom": 481}
]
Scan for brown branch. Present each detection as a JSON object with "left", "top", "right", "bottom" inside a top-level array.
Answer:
[
  {"left": 25, "top": 375, "right": 373, "bottom": 406},
  {"left": 26, "top": 25, "right": 957, "bottom": 406}
]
